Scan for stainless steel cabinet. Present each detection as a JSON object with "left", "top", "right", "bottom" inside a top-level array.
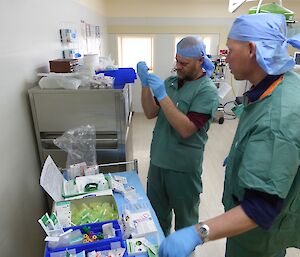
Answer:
[{"left": 28, "top": 85, "right": 133, "bottom": 172}]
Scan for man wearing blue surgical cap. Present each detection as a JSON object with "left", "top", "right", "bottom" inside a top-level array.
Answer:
[
  {"left": 158, "top": 13, "right": 300, "bottom": 257},
  {"left": 136, "top": 36, "right": 219, "bottom": 238}
]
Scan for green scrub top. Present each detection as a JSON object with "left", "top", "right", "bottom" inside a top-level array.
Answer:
[
  {"left": 223, "top": 71, "right": 300, "bottom": 255},
  {"left": 150, "top": 75, "right": 219, "bottom": 175}
]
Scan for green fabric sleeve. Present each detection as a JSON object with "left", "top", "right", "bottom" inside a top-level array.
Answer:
[{"left": 189, "top": 83, "right": 219, "bottom": 117}]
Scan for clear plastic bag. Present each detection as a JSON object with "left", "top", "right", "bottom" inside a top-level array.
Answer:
[
  {"left": 53, "top": 125, "right": 97, "bottom": 169},
  {"left": 39, "top": 75, "right": 81, "bottom": 90}
]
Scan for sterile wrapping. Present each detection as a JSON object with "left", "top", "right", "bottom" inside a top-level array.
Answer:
[{"left": 53, "top": 125, "right": 97, "bottom": 169}]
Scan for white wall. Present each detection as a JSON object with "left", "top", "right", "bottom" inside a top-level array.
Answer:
[
  {"left": 106, "top": 34, "right": 174, "bottom": 112},
  {"left": 106, "top": 0, "right": 300, "bottom": 112},
  {"left": 0, "top": 1, "right": 106, "bottom": 256},
  {"left": 108, "top": 32, "right": 220, "bottom": 112},
  {"left": 108, "top": 27, "right": 300, "bottom": 112}
]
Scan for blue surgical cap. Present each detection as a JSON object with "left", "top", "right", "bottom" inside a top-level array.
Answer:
[
  {"left": 176, "top": 36, "right": 215, "bottom": 77},
  {"left": 228, "top": 13, "right": 300, "bottom": 75}
]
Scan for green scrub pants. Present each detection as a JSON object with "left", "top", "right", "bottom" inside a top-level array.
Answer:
[
  {"left": 147, "top": 163, "right": 201, "bottom": 236},
  {"left": 225, "top": 238, "right": 287, "bottom": 257}
]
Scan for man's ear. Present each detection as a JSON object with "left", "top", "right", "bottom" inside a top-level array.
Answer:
[
  {"left": 248, "top": 42, "right": 256, "bottom": 58},
  {"left": 198, "top": 56, "right": 204, "bottom": 65}
]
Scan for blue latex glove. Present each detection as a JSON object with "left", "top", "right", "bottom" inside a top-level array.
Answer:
[
  {"left": 159, "top": 225, "right": 203, "bottom": 257},
  {"left": 137, "top": 61, "right": 149, "bottom": 86},
  {"left": 148, "top": 73, "right": 167, "bottom": 101}
]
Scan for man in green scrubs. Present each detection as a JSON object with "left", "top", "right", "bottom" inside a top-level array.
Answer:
[
  {"left": 137, "top": 36, "right": 219, "bottom": 236},
  {"left": 158, "top": 13, "right": 300, "bottom": 257}
]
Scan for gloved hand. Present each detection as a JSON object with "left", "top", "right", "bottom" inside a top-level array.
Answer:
[
  {"left": 148, "top": 73, "right": 167, "bottom": 101},
  {"left": 159, "top": 225, "right": 203, "bottom": 257},
  {"left": 137, "top": 61, "right": 149, "bottom": 86}
]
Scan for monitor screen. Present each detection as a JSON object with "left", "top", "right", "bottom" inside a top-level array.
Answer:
[{"left": 294, "top": 52, "right": 300, "bottom": 65}]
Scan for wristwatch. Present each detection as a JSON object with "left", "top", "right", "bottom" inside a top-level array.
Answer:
[{"left": 196, "top": 222, "right": 210, "bottom": 243}]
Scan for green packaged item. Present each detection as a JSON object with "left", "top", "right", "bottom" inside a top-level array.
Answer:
[{"left": 54, "top": 195, "right": 119, "bottom": 227}]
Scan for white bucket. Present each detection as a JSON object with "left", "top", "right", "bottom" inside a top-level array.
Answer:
[{"left": 83, "top": 54, "right": 99, "bottom": 69}]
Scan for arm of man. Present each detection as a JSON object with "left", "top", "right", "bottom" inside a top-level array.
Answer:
[
  {"left": 159, "top": 96, "right": 200, "bottom": 138},
  {"left": 141, "top": 87, "right": 160, "bottom": 119},
  {"left": 147, "top": 73, "right": 216, "bottom": 138},
  {"left": 159, "top": 205, "right": 257, "bottom": 257},
  {"left": 159, "top": 191, "right": 283, "bottom": 256},
  {"left": 201, "top": 205, "right": 257, "bottom": 240}
]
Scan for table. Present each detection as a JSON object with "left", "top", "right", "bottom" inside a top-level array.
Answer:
[
  {"left": 45, "top": 170, "right": 164, "bottom": 257},
  {"left": 113, "top": 171, "right": 164, "bottom": 256},
  {"left": 113, "top": 170, "right": 165, "bottom": 240}
]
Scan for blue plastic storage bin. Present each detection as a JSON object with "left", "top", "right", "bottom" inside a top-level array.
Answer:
[
  {"left": 96, "top": 68, "right": 137, "bottom": 89},
  {"left": 45, "top": 240, "right": 128, "bottom": 257},
  {"left": 44, "top": 220, "right": 126, "bottom": 257}
]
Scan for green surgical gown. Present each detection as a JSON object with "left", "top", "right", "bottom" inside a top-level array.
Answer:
[{"left": 223, "top": 71, "right": 300, "bottom": 257}]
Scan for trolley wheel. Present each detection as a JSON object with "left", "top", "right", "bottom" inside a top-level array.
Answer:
[{"left": 218, "top": 117, "right": 225, "bottom": 124}]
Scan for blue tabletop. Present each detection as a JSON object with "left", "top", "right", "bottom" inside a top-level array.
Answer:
[{"left": 113, "top": 170, "right": 165, "bottom": 243}]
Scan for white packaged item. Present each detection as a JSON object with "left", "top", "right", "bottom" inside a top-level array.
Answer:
[
  {"left": 143, "top": 239, "right": 158, "bottom": 255},
  {"left": 39, "top": 76, "right": 81, "bottom": 90},
  {"left": 90, "top": 74, "right": 114, "bottom": 89},
  {"left": 85, "top": 165, "right": 99, "bottom": 176},
  {"left": 126, "top": 238, "right": 148, "bottom": 256},
  {"left": 49, "top": 212, "right": 63, "bottom": 230},
  {"left": 119, "top": 209, "right": 135, "bottom": 240},
  {"left": 113, "top": 175, "right": 127, "bottom": 184},
  {"left": 111, "top": 179, "right": 125, "bottom": 194},
  {"left": 123, "top": 186, "right": 139, "bottom": 203},
  {"left": 47, "top": 229, "right": 83, "bottom": 249},
  {"left": 55, "top": 201, "right": 71, "bottom": 228},
  {"left": 50, "top": 249, "right": 76, "bottom": 257},
  {"left": 68, "top": 162, "right": 87, "bottom": 179},
  {"left": 63, "top": 49, "right": 77, "bottom": 59},
  {"left": 38, "top": 213, "right": 55, "bottom": 235},
  {"left": 87, "top": 248, "right": 125, "bottom": 257},
  {"left": 130, "top": 210, "right": 158, "bottom": 238},
  {"left": 75, "top": 173, "right": 108, "bottom": 194},
  {"left": 102, "top": 222, "right": 116, "bottom": 239}
]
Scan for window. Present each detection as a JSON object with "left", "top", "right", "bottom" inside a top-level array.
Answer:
[
  {"left": 175, "top": 34, "right": 219, "bottom": 57},
  {"left": 117, "top": 36, "right": 153, "bottom": 70}
]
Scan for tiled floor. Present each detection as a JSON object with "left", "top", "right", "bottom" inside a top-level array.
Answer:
[{"left": 131, "top": 112, "right": 299, "bottom": 257}]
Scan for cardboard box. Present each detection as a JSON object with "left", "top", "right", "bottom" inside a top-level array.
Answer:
[
  {"left": 40, "top": 156, "right": 118, "bottom": 227},
  {"left": 49, "top": 59, "right": 79, "bottom": 73},
  {"left": 54, "top": 195, "right": 119, "bottom": 227}
]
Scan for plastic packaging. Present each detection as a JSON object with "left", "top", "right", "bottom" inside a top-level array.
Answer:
[
  {"left": 71, "top": 201, "right": 118, "bottom": 226},
  {"left": 89, "top": 73, "right": 114, "bottom": 89},
  {"left": 44, "top": 220, "right": 124, "bottom": 257},
  {"left": 49, "top": 249, "right": 76, "bottom": 257},
  {"left": 98, "top": 55, "right": 116, "bottom": 70},
  {"left": 53, "top": 125, "right": 98, "bottom": 170},
  {"left": 38, "top": 213, "right": 55, "bottom": 235},
  {"left": 102, "top": 223, "right": 116, "bottom": 239},
  {"left": 47, "top": 229, "right": 83, "bottom": 249},
  {"left": 68, "top": 162, "right": 87, "bottom": 179},
  {"left": 39, "top": 75, "right": 81, "bottom": 90}
]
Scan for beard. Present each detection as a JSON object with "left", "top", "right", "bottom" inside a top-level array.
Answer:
[{"left": 177, "top": 71, "right": 198, "bottom": 81}]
